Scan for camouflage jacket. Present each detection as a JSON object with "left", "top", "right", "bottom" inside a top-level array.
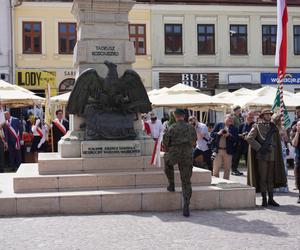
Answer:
[{"left": 163, "top": 120, "right": 197, "bottom": 153}]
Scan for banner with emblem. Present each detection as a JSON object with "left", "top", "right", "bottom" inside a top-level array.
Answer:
[{"left": 272, "top": 87, "right": 291, "bottom": 129}]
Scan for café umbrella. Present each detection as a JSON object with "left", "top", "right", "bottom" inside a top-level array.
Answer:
[{"left": 0, "top": 80, "right": 44, "bottom": 107}]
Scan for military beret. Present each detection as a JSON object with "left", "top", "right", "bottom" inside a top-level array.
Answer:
[{"left": 174, "top": 109, "right": 185, "bottom": 115}]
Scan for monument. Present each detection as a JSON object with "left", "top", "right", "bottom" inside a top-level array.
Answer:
[
  {"left": 0, "top": 0, "right": 256, "bottom": 216},
  {"left": 59, "top": 0, "right": 154, "bottom": 158}
]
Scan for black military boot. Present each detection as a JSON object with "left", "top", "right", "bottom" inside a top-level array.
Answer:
[
  {"left": 167, "top": 183, "right": 175, "bottom": 192},
  {"left": 183, "top": 202, "right": 190, "bottom": 217},
  {"left": 261, "top": 192, "right": 268, "bottom": 207},
  {"left": 268, "top": 192, "right": 280, "bottom": 207}
]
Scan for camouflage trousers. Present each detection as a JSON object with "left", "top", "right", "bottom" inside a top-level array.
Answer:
[{"left": 164, "top": 153, "right": 193, "bottom": 204}]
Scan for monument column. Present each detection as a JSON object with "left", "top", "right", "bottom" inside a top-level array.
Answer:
[
  {"left": 71, "top": 0, "right": 136, "bottom": 77},
  {"left": 68, "top": 0, "right": 136, "bottom": 134},
  {"left": 59, "top": 0, "right": 152, "bottom": 158}
]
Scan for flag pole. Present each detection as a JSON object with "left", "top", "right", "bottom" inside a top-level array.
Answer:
[
  {"left": 275, "top": 0, "right": 288, "bottom": 128},
  {"left": 278, "top": 77, "right": 285, "bottom": 126},
  {"left": 50, "top": 126, "right": 54, "bottom": 153}
]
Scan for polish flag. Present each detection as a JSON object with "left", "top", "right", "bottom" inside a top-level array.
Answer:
[{"left": 275, "top": 0, "right": 288, "bottom": 77}]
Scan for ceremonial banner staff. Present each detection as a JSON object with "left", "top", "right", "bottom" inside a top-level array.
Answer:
[
  {"left": 44, "top": 84, "right": 54, "bottom": 152},
  {"left": 275, "top": 0, "right": 288, "bottom": 125}
]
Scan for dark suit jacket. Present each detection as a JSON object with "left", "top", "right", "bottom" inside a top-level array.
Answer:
[
  {"left": 52, "top": 119, "right": 69, "bottom": 145},
  {"left": 238, "top": 122, "right": 254, "bottom": 153},
  {"left": 3, "top": 117, "right": 23, "bottom": 149},
  {"left": 210, "top": 122, "right": 238, "bottom": 155}
]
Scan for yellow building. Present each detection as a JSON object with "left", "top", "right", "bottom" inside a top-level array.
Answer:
[
  {"left": 129, "top": 4, "right": 152, "bottom": 91},
  {"left": 14, "top": 1, "right": 76, "bottom": 96},
  {"left": 13, "top": 1, "right": 152, "bottom": 96}
]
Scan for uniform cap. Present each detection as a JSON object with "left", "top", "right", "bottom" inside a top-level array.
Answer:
[
  {"left": 259, "top": 108, "right": 274, "bottom": 117},
  {"left": 174, "top": 109, "right": 185, "bottom": 116}
]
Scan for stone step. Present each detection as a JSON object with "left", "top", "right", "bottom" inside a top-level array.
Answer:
[
  {"left": 0, "top": 179, "right": 256, "bottom": 216},
  {"left": 14, "top": 164, "right": 212, "bottom": 193},
  {"left": 38, "top": 153, "right": 165, "bottom": 175}
]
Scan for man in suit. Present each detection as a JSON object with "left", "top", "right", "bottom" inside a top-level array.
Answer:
[
  {"left": 231, "top": 111, "right": 255, "bottom": 176},
  {"left": 52, "top": 110, "right": 69, "bottom": 152},
  {"left": 3, "top": 111, "right": 23, "bottom": 171},
  {"left": 210, "top": 114, "right": 238, "bottom": 180},
  {"left": 0, "top": 123, "right": 7, "bottom": 173}
]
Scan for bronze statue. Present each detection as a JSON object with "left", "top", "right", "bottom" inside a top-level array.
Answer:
[{"left": 66, "top": 61, "right": 152, "bottom": 140}]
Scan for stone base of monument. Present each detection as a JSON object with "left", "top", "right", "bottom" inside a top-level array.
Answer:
[
  {"left": 0, "top": 151, "right": 256, "bottom": 216},
  {"left": 59, "top": 137, "right": 155, "bottom": 158}
]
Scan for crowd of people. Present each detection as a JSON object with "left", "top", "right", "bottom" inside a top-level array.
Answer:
[
  {"left": 0, "top": 106, "right": 69, "bottom": 173},
  {"left": 1, "top": 103, "right": 300, "bottom": 217},
  {"left": 141, "top": 105, "right": 300, "bottom": 216}
]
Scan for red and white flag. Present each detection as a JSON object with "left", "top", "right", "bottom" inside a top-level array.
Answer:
[
  {"left": 275, "top": 0, "right": 288, "bottom": 77},
  {"left": 151, "top": 134, "right": 163, "bottom": 168}
]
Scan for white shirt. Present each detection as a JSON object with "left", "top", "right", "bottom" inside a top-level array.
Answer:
[
  {"left": 195, "top": 122, "right": 210, "bottom": 151},
  {"left": 0, "top": 108, "right": 5, "bottom": 125},
  {"left": 147, "top": 120, "right": 163, "bottom": 139}
]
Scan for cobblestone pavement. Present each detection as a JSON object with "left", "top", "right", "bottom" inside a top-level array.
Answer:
[{"left": 0, "top": 169, "right": 299, "bottom": 250}]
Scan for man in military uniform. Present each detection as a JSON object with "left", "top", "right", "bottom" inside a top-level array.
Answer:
[
  {"left": 246, "top": 109, "right": 287, "bottom": 207},
  {"left": 163, "top": 109, "right": 197, "bottom": 217}
]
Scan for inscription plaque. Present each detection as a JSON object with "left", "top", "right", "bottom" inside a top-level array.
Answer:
[{"left": 81, "top": 141, "right": 142, "bottom": 158}]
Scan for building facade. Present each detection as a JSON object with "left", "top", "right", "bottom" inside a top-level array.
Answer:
[
  {"left": 129, "top": 3, "right": 152, "bottom": 91},
  {"left": 137, "top": 0, "right": 300, "bottom": 94},
  {"left": 14, "top": 1, "right": 76, "bottom": 96},
  {"left": 0, "top": 0, "right": 12, "bottom": 82},
  {"left": 12, "top": 0, "right": 152, "bottom": 96}
]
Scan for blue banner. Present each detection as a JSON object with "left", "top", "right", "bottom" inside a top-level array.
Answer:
[{"left": 261, "top": 73, "right": 300, "bottom": 85}]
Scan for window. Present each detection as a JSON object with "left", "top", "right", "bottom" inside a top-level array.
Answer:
[
  {"left": 165, "top": 24, "right": 183, "bottom": 55},
  {"left": 294, "top": 25, "right": 300, "bottom": 55},
  {"left": 59, "top": 78, "right": 75, "bottom": 94},
  {"left": 197, "top": 24, "right": 215, "bottom": 55},
  {"left": 58, "top": 23, "right": 77, "bottom": 54},
  {"left": 129, "top": 24, "right": 146, "bottom": 55},
  {"left": 230, "top": 24, "right": 247, "bottom": 55},
  {"left": 23, "top": 22, "right": 42, "bottom": 54},
  {"left": 262, "top": 25, "right": 277, "bottom": 55}
]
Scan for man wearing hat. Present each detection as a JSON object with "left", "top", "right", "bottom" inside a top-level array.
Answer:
[
  {"left": 246, "top": 108, "right": 287, "bottom": 207},
  {"left": 163, "top": 109, "right": 197, "bottom": 217},
  {"left": 232, "top": 105, "right": 243, "bottom": 128}
]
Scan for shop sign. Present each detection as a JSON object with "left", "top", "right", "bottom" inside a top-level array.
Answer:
[
  {"left": 181, "top": 73, "right": 207, "bottom": 88},
  {"left": 159, "top": 72, "right": 218, "bottom": 89},
  {"left": 16, "top": 70, "right": 57, "bottom": 95},
  {"left": 63, "top": 70, "right": 76, "bottom": 77},
  {"left": 261, "top": 73, "right": 300, "bottom": 85}
]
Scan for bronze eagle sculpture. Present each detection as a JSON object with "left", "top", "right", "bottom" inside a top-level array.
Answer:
[
  {"left": 66, "top": 61, "right": 152, "bottom": 115},
  {"left": 66, "top": 61, "right": 152, "bottom": 140}
]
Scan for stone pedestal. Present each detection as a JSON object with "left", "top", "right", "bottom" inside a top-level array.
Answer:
[
  {"left": 59, "top": 138, "right": 154, "bottom": 158},
  {"left": 61, "top": 0, "right": 145, "bottom": 154}
]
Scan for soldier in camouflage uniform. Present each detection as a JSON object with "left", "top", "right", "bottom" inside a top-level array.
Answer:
[{"left": 163, "top": 109, "right": 197, "bottom": 217}]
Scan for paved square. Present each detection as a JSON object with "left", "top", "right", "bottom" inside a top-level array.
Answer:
[{"left": 0, "top": 169, "right": 299, "bottom": 250}]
